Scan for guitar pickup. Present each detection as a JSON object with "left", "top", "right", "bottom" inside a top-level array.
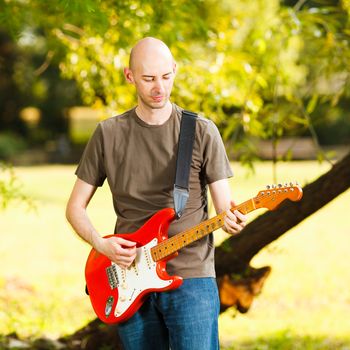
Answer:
[
  {"left": 128, "top": 260, "right": 139, "bottom": 275},
  {"left": 106, "top": 264, "right": 119, "bottom": 290}
]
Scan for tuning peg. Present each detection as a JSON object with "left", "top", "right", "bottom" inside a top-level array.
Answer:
[
  {"left": 284, "top": 182, "right": 288, "bottom": 187},
  {"left": 290, "top": 182, "right": 294, "bottom": 187},
  {"left": 272, "top": 184, "right": 276, "bottom": 189},
  {"left": 266, "top": 185, "right": 271, "bottom": 189},
  {"left": 278, "top": 183, "right": 282, "bottom": 188}
]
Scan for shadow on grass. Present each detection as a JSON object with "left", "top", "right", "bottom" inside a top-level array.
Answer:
[{"left": 1, "top": 330, "right": 350, "bottom": 350}]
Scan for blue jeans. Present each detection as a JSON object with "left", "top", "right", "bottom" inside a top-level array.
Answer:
[{"left": 118, "top": 277, "right": 220, "bottom": 350}]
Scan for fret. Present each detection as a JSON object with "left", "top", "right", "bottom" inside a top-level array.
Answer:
[
  {"left": 236, "top": 199, "right": 256, "bottom": 214},
  {"left": 152, "top": 220, "right": 221, "bottom": 261},
  {"left": 151, "top": 199, "right": 257, "bottom": 262}
]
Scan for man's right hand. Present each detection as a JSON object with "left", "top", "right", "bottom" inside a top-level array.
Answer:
[{"left": 96, "top": 236, "right": 137, "bottom": 269}]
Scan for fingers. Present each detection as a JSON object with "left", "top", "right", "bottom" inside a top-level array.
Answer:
[
  {"left": 115, "top": 237, "right": 137, "bottom": 247},
  {"left": 115, "top": 255, "right": 135, "bottom": 269},
  {"left": 234, "top": 209, "right": 246, "bottom": 224},
  {"left": 103, "top": 236, "right": 137, "bottom": 268},
  {"left": 114, "top": 248, "right": 136, "bottom": 268},
  {"left": 111, "top": 237, "right": 135, "bottom": 249},
  {"left": 223, "top": 209, "right": 247, "bottom": 235},
  {"left": 111, "top": 237, "right": 137, "bottom": 257},
  {"left": 223, "top": 216, "right": 241, "bottom": 234},
  {"left": 115, "top": 244, "right": 136, "bottom": 263}
]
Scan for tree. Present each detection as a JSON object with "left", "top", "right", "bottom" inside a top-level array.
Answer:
[
  {"left": 1, "top": 0, "right": 349, "bottom": 347},
  {"left": 0, "top": 0, "right": 86, "bottom": 154},
  {"left": 2, "top": 0, "right": 350, "bottom": 156},
  {"left": 215, "top": 150, "right": 350, "bottom": 311}
]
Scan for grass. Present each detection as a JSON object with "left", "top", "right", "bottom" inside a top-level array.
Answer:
[{"left": 0, "top": 161, "right": 349, "bottom": 349}]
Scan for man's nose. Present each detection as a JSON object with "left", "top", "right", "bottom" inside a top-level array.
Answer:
[{"left": 153, "top": 79, "right": 165, "bottom": 93}]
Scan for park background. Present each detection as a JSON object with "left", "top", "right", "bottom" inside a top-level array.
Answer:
[{"left": 0, "top": 0, "right": 349, "bottom": 349}]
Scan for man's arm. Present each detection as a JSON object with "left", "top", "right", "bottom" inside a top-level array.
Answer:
[
  {"left": 66, "top": 178, "right": 136, "bottom": 268},
  {"left": 208, "top": 178, "right": 247, "bottom": 234}
]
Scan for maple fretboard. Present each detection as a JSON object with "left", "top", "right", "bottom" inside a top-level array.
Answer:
[{"left": 150, "top": 198, "right": 256, "bottom": 261}]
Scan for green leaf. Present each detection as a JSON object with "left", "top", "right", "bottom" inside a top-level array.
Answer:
[{"left": 306, "top": 94, "right": 319, "bottom": 114}]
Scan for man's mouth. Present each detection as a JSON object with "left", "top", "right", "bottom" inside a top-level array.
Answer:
[{"left": 151, "top": 96, "right": 163, "bottom": 102}]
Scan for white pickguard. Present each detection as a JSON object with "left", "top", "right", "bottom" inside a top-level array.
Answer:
[{"left": 111, "top": 238, "right": 172, "bottom": 317}]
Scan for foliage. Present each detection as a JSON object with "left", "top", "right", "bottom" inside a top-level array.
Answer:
[
  {"left": 0, "top": 162, "right": 34, "bottom": 210},
  {"left": 0, "top": 25, "right": 81, "bottom": 144},
  {"left": 0, "top": 132, "right": 27, "bottom": 160},
  {"left": 1, "top": 1, "right": 350, "bottom": 163}
]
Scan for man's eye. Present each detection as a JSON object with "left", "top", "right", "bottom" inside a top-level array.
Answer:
[{"left": 144, "top": 78, "right": 153, "bottom": 82}]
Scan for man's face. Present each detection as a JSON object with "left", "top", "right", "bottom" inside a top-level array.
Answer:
[{"left": 125, "top": 53, "right": 176, "bottom": 110}]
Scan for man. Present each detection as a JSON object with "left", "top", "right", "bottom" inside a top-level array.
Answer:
[{"left": 66, "top": 37, "right": 247, "bottom": 350}]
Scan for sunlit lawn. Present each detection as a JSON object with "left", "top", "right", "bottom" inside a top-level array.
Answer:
[{"left": 0, "top": 161, "right": 349, "bottom": 349}]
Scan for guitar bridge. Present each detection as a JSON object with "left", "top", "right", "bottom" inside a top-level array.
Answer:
[{"left": 106, "top": 264, "right": 119, "bottom": 290}]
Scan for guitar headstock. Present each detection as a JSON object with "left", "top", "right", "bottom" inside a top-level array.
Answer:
[{"left": 254, "top": 182, "right": 303, "bottom": 210}]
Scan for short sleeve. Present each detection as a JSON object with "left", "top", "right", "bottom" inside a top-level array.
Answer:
[
  {"left": 201, "top": 120, "right": 233, "bottom": 184},
  {"left": 75, "top": 123, "right": 106, "bottom": 186}
]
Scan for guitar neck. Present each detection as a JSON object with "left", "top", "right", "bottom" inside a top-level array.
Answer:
[{"left": 150, "top": 198, "right": 256, "bottom": 262}]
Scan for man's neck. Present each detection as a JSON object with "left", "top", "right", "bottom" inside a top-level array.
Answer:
[{"left": 135, "top": 101, "right": 173, "bottom": 125}]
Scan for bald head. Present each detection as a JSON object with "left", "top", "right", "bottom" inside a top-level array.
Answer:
[
  {"left": 124, "top": 37, "right": 176, "bottom": 111},
  {"left": 129, "top": 37, "right": 174, "bottom": 72}
]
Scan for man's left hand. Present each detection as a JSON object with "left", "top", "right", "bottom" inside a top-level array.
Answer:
[{"left": 223, "top": 201, "right": 247, "bottom": 235}]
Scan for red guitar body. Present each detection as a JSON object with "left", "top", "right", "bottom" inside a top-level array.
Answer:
[{"left": 85, "top": 208, "right": 183, "bottom": 324}]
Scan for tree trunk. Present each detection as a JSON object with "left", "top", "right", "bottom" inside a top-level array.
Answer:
[
  {"left": 61, "top": 151, "right": 350, "bottom": 349},
  {"left": 216, "top": 150, "right": 350, "bottom": 312},
  {"left": 215, "top": 150, "right": 350, "bottom": 277}
]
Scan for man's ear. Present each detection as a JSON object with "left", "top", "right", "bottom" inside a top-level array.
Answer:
[{"left": 124, "top": 67, "right": 134, "bottom": 84}]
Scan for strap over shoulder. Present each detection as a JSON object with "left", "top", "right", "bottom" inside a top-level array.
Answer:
[{"left": 173, "top": 110, "right": 198, "bottom": 219}]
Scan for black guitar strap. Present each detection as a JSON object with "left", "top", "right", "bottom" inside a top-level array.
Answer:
[{"left": 173, "top": 110, "right": 197, "bottom": 219}]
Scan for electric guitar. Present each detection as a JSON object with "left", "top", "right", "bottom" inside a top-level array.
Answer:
[{"left": 85, "top": 183, "right": 303, "bottom": 324}]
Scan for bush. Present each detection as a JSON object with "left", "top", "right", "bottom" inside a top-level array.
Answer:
[{"left": 0, "top": 133, "right": 27, "bottom": 160}]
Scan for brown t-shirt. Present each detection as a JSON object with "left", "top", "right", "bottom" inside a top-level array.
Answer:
[{"left": 75, "top": 103, "right": 233, "bottom": 278}]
